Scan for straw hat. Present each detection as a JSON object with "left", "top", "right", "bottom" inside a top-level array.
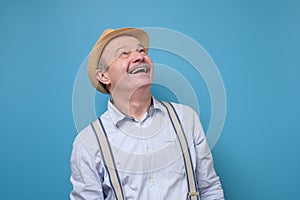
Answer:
[{"left": 87, "top": 28, "right": 149, "bottom": 93}]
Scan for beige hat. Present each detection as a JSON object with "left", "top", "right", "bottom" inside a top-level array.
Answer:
[{"left": 87, "top": 27, "right": 150, "bottom": 93}]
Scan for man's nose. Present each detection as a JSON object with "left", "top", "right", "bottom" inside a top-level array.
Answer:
[{"left": 131, "top": 50, "right": 144, "bottom": 63}]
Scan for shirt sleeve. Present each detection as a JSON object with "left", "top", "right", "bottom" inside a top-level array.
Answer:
[
  {"left": 192, "top": 111, "right": 225, "bottom": 200},
  {"left": 70, "top": 136, "right": 105, "bottom": 200}
]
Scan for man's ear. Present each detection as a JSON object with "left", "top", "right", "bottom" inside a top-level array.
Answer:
[{"left": 96, "top": 69, "right": 111, "bottom": 85}]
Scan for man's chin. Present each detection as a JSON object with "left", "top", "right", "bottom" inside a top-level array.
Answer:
[{"left": 133, "top": 81, "right": 152, "bottom": 90}]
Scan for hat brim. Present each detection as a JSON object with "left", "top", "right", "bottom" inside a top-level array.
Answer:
[{"left": 88, "top": 28, "right": 149, "bottom": 93}]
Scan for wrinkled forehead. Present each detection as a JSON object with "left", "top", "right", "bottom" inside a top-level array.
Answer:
[{"left": 102, "top": 35, "right": 143, "bottom": 60}]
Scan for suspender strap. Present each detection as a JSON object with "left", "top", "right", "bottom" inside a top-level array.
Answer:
[
  {"left": 161, "top": 101, "right": 200, "bottom": 200},
  {"left": 92, "top": 102, "right": 199, "bottom": 200},
  {"left": 91, "top": 118, "right": 125, "bottom": 200}
]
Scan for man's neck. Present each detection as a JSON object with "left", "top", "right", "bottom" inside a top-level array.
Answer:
[{"left": 111, "top": 88, "right": 152, "bottom": 121}]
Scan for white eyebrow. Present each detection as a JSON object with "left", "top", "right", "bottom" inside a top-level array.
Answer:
[
  {"left": 114, "top": 44, "right": 145, "bottom": 57},
  {"left": 114, "top": 46, "right": 127, "bottom": 57},
  {"left": 137, "top": 44, "right": 144, "bottom": 48}
]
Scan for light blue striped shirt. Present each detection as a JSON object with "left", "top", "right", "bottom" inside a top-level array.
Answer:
[{"left": 70, "top": 97, "right": 224, "bottom": 200}]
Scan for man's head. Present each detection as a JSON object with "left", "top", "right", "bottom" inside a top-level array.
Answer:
[{"left": 88, "top": 28, "right": 153, "bottom": 94}]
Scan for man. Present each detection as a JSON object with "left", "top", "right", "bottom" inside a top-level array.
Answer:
[{"left": 70, "top": 27, "right": 225, "bottom": 200}]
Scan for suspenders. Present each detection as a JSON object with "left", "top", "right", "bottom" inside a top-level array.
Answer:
[
  {"left": 91, "top": 119, "right": 125, "bottom": 200},
  {"left": 91, "top": 101, "right": 200, "bottom": 200},
  {"left": 162, "top": 102, "right": 200, "bottom": 200}
]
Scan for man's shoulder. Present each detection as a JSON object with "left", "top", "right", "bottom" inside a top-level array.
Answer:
[
  {"left": 74, "top": 121, "right": 100, "bottom": 157},
  {"left": 159, "top": 101, "right": 200, "bottom": 126},
  {"left": 163, "top": 101, "right": 197, "bottom": 116}
]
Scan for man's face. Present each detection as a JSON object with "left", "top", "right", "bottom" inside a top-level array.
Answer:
[{"left": 98, "top": 35, "right": 154, "bottom": 94}]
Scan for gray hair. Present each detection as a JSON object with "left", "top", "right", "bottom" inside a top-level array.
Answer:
[
  {"left": 97, "top": 57, "right": 110, "bottom": 93},
  {"left": 97, "top": 57, "right": 108, "bottom": 72}
]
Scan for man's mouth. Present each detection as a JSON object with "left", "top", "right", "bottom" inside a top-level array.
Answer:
[{"left": 128, "top": 64, "right": 150, "bottom": 74}]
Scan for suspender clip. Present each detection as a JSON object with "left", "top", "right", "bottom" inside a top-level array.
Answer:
[{"left": 186, "top": 191, "right": 200, "bottom": 200}]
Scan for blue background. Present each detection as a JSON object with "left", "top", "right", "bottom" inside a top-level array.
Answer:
[{"left": 0, "top": 0, "right": 299, "bottom": 199}]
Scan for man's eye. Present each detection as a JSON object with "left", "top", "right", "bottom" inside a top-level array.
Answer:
[
  {"left": 119, "top": 51, "right": 129, "bottom": 58},
  {"left": 138, "top": 48, "right": 146, "bottom": 53}
]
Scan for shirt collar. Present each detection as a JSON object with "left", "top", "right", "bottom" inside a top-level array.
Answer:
[{"left": 107, "top": 96, "right": 164, "bottom": 126}]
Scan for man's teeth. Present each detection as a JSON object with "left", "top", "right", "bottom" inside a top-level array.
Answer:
[
  {"left": 132, "top": 68, "right": 146, "bottom": 74},
  {"left": 130, "top": 67, "right": 149, "bottom": 74}
]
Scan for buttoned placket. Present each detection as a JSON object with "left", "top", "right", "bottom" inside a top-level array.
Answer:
[{"left": 139, "top": 116, "right": 161, "bottom": 200}]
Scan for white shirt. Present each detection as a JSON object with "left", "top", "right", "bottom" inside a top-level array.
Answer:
[{"left": 70, "top": 98, "right": 224, "bottom": 200}]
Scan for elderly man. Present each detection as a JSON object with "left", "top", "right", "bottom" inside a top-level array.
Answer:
[{"left": 70, "top": 28, "right": 225, "bottom": 200}]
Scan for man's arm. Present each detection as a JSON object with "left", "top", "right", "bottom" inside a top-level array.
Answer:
[
  {"left": 70, "top": 136, "right": 105, "bottom": 200},
  {"left": 193, "top": 111, "right": 225, "bottom": 200}
]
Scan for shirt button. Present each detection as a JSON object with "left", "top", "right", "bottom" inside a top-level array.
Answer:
[
  {"left": 149, "top": 177, "right": 155, "bottom": 183},
  {"left": 146, "top": 147, "right": 151, "bottom": 153}
]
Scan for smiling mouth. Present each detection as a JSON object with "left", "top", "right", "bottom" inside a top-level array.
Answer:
[{"left": 128, "top": 64, "right": 150, "bottom": 74}]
